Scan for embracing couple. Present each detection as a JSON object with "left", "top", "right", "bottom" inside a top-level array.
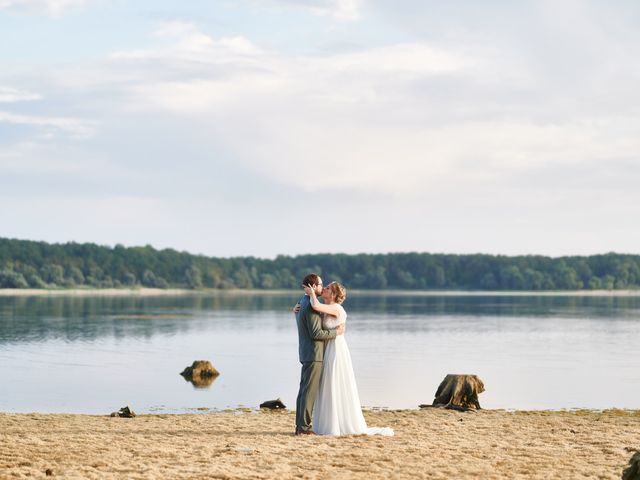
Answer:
[{"left": 293, "top": 273, "right": 393, "bottom": 437}]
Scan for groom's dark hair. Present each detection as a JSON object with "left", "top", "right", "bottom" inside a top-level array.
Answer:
[{"left": 301, "top": 273, "right": 321, "bottom": 288}]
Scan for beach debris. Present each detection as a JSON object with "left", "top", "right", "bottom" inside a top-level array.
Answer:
[
  {"left": 623, "top": 451, "right": 640, "bottom": 480},
  {"left": 236, "top": 447, "right": 255, "bottom": 454},
  {"left": 45, "top": 469, "right": 53, "bottom": 476},
  {"left": 424, "top": 374, "right": 485, "bottom": 411},
  {"left": 259, "top": 398, "right": 286, "bottom": 410},
  {"left": 180, "top": 360, "right": 220, "bottom": 388},
  {"left": 110, "top": 406, "right": 136, "bottom": 418}
]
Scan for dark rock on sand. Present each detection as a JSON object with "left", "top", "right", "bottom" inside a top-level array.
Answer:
[
  {"left": 110, "top": 406, "right": 136, "bottom": 418},
  {"left": 260, "top": 398, "right": 286, "bottom": 410}
]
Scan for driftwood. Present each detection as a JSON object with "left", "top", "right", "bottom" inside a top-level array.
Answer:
[
  {"left": 623, "top": 450, "right": 640, "bottom": 480},
  {"left": 426, "top": 374, "right": 485, "bottom": 411},
  {"left": 110, "top": 406, "right": 136, "bottom": 418},
  {"left": 260, "top": 398, "right": 286, "bottom": 410},
  {"left": 180, "top": 360, "right": 220, "bottom": 388}
]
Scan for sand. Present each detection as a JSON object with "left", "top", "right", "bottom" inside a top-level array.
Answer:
[{"left": 1, "top": 409, "right": 639, "bottom": 479}]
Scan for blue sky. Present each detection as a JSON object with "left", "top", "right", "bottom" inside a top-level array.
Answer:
[{"left": 1, "top": 0, "right": 639, "bottom": 258}]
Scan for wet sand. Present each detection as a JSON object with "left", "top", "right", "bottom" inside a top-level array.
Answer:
[{"left": 1, "top": 408, "right": 639, "bottom": 479}]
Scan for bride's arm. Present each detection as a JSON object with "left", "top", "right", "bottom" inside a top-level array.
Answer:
[{"left": 303, "top": 285, "right": 341, "bottom": 317}]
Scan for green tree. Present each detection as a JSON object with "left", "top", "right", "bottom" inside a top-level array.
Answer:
[
  {"left": 260, "top": 273, "right": 277, "bottom": 289},
  {"left": 185, "top": 265, "right": 203, "bottom": 289},
  {"left": 142, "top": 270, "right": 158, "bottom": 287},
  {"left": 67, "top": 266, "right": 85, "bottom": 285},
  {"left": 602, "top": 275, "right": 615, "bottom": 289},
  {"left": 0, "top": 269, "right": 29, "bottom": 288},
  {"left": 122, "top": 272, "right": 137, "bottom": 286},
  {"left": 41, "top": 264, "right": 64, "bottom": 285}
]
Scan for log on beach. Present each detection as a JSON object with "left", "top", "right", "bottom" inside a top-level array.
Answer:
[{"left": 429, "top": 374, "right": 485, "bottom": 411}]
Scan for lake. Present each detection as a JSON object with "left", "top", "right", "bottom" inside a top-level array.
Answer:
[{"left": 1, "top": 292, "right": 640, "bottom": 413}]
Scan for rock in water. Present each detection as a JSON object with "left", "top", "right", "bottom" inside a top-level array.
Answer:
[
  {"left": 180, "top": 360, "right": 220, "bottom": 388},
  {"left": 260, "top": 398, "right": 286, "bottom": 410},
  {"left": 429, "top": 374, "right": 485, "bottom": 411}
]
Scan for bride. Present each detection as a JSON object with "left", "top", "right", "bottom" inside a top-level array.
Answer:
[{"left": 300, "top": 282, "right": 393, "bottom": 436}]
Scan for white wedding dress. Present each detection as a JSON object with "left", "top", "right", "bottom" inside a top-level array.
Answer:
[{"left": 312, "top": 304, "right": 394, "bottom": 436}]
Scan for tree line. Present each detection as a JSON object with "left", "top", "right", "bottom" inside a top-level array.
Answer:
[{"left": 1, "top": 237, "right": 639, "bottom": 290}]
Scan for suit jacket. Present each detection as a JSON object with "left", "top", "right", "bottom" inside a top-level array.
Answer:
[{"left": 296, "top": 294, "right": 336, "bottom": 363}]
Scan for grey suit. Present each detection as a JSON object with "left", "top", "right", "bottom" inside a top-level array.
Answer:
[{"left": 295, "top": 294, "right": 336, "bottom": 433}]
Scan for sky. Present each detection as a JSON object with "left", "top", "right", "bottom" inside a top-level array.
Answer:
[{"left": 1, "top": 0, "right": 639, "bottom": 258}]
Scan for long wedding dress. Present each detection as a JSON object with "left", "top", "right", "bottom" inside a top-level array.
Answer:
[{"left": 312, "top": 304, "right": 394, "bottom": 436}]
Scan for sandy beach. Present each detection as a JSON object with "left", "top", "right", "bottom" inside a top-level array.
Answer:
[{"left": 1, "top": 408, "right": 639, "bottom": 479}]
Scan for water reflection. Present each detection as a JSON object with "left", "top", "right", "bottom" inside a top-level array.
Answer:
[
  {"left": 2, "top": 293, "right": 640, "bottom": 344},
  {"left": 2, "top": 292, "right": 640, "bottom": 412},
  {"left": 181, "top": 373, "right": 218, "bottom": 389}
]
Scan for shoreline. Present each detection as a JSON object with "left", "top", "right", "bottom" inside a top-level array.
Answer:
[
  {"left": 2, "top": 406, "right": 640, "bottom": 415},
  {"left": 2, "top": 408, "right": 639, "bottom": 479},
  {"left": 1, "top": 287, "right": 640, "bottom": 297}
]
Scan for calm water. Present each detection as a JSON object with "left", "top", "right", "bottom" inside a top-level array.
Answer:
[{"left": 1, "top": 292, "right": 640, "bottom": 413}]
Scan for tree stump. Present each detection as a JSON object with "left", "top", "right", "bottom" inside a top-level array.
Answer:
[
  {"left": 180, "top": 360, "right": 220, "bottom": 388},
  {"left": 430, "top": 374, "right": 485, "bottom": 411}
]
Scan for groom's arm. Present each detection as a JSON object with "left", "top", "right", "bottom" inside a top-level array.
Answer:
[{"left": 307, "top": 311, "right": 337, "bottom": 341}]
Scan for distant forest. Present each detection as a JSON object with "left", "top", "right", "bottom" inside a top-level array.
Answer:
[{"left": 1, "top": 237, "right": 639, "bottom": 290}]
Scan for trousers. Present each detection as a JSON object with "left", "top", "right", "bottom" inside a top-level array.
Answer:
[{"left": 295, "top": 361, "right": 323, "bottom": 432}]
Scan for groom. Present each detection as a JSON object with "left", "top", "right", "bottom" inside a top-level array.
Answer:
[{"left": 295, "top": 273, "right": 344, "bottom": 435}]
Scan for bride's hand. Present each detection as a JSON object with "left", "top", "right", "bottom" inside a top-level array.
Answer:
[
  {"left": 292, "top": 303, "right": 301, "bottom": 314},
  {"left": 303, "top": 284, "right": 316, "bottom": 297}
]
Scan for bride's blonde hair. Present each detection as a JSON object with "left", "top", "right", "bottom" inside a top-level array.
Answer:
[{"left": 328, "top": 282, "right": 347, "bottom": 304}]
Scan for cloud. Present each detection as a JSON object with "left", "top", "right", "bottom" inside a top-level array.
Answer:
[
  {"left": 0, "top": 111, "right": 97, "bottom": 138},
  {"left": 0, "top": 0, "right": 88, "bottom": 15},
  {"left": 0, "top": 86, "right": 42, "bottom": 102},
  {"left": 30, "top": 18, "right": 638, "bottom": 200},
  {"left": 309, "top": 0, "right": 364, "bottom": 21},
  {"left": 265, "top": 0, "right": 365, "bottom": 21},
  {"left": 86, "top": 23, "right": 635, "bottom": 194},
  {"left": 110, "top": 21, "right": 262, "bottom": 63}
]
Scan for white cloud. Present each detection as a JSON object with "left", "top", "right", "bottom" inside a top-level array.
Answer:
[
  {"left": 37, "top": 21, "right": 640, "bottom": 198},
  {"left": 0, "top": 0, "right": 88, "bottom": 15},
  {"left": 261, "top": 0, "right": 364, "bottom": 21},
  {"left": 0, "top": 111, "right": 97, "bottom": 138},
  {"left": 110, "top": 22, "right": 262, "bottom": 62},
  {"left": 0, "top": 86, "right": 42, "bottom": 102},
  {"left": 310, "top": 0, "right": 364, "bottom": 21},
  {"left": 0, "top": 141, "right": 113, "bottom": 175}
]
